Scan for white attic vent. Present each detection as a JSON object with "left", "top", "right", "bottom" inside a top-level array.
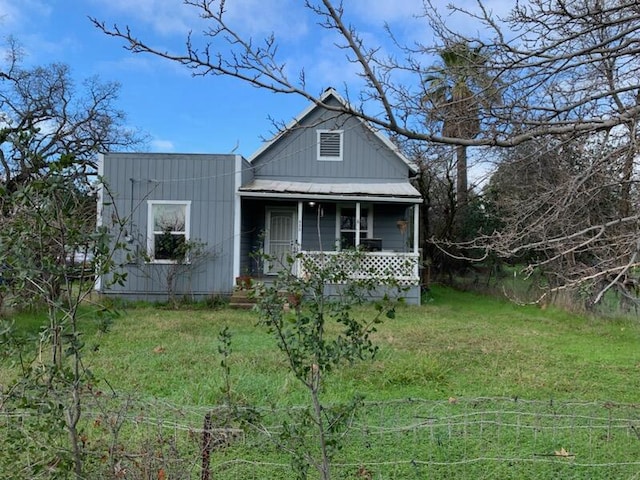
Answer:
[{"left": 317, "top": 130, "right": 343, "bottom": 161}]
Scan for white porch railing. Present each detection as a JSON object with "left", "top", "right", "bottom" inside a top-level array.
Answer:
[{"left": 296, "top": 251, "right": 420, "bottom": 286}]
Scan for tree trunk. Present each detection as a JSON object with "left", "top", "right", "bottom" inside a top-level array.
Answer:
[{"left": 456, "top": 144, "right": 468, "bottom": 208}]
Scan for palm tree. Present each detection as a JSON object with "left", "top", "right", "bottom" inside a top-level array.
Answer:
[{"left": 423, "top": 42, "right": 496, "bottom": 209}]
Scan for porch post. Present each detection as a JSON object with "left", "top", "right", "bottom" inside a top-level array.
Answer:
[
  {"left": 355, "top": 202, "right": 361, "bottom": 246},
  {"left": 233, "top": 155, "right": 242, "bottom": 282},
  {"left": 297, "top": 201, "right": 303, "bottom": 248},
  {"left": 413, "top": 203, "right": 420, "bottom": 254},
  {"left": 295, "top": 201, "right": 304, "bottom": 278}
]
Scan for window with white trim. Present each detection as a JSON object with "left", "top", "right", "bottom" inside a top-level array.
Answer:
[
  {"left": 147, "top": 201, "right": 191, "bottom": 262},
  {"left": 337, "top": 204, "right": 372, "bottom": 249},
  {"left": 317, "top": 129, "right": 343, "bottom": 161}
]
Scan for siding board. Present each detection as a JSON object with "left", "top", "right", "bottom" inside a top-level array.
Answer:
[
  {"left": 252, "top": 102, "right": 410, "bottom": 183},
  {"left": 100, "top": 153, "right": 239, "bottom": 300}
]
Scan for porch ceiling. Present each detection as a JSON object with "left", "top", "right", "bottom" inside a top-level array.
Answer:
[{"left": 238, "top": 179, "right": 422, "bottom": 203}]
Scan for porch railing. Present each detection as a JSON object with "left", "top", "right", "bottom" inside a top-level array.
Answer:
[{"left": 296, "top": 250, "right": 420, "bottom": 286}]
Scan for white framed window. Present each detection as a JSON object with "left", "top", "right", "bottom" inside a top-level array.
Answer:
[
  {"left": 147, "top": 200, "right": 191, "bottom": 263},
  {"left": 336, "top": 204, "right": 373, "bottom": 250},
  {"left": 317, "top": 129, "right": 343, "bottom": 161}
]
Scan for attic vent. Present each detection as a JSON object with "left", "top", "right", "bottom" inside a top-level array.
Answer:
[{"left": 317, "top": 130, "right": 343, "bottom": 161}]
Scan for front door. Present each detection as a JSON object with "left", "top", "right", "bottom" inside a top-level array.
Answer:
[{"left": 264, "top": 207, "right": 297, "bottom": 274}]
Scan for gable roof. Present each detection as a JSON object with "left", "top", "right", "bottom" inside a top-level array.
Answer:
[{"left": 248, "top": 88, "right": 416, "bottom": 173}]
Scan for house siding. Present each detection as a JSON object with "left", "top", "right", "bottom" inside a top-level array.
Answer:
[
  {"left": 99, "top": 153, "right": 241, "bottom": 300},
  {"left": 252, "top": 98, "right": 410, "bottom": 183},
  {"left": 301, "top": 203, "right": 338, "bottom": 251},
  {"left": 371, "top": 204, "right": 414, "bottom": 252}
]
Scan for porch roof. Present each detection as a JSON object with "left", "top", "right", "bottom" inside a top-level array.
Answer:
[{"left": 238, "top": 179, "right": 422, "bottom": 203}]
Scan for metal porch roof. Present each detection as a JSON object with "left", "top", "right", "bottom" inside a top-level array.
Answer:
[{"left": 238, "top": 179, "right": 422, "bottom": 202}]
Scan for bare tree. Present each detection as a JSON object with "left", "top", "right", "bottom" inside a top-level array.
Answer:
[
  {"left": 485, "top": 130, "right": 639, "bottom": 308},
  {"left": 0, "top": 38, "right": 144, "bottom": 192},
  {"left": 92, "top": 0, "right": 640, "bottom": 303},
  {"left": 475, "top": 0, "right": 640, "bottom": 306}
]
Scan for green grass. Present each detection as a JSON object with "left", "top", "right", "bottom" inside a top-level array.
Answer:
[
  {"left": 3, "top": 285, "right": 640, "bottom": 478},
  {"left": 68, "top": 285, "right": 640, "bottom": 405},
  {"left": 4, "top": 285, "right": 639, "bottom": 404}
]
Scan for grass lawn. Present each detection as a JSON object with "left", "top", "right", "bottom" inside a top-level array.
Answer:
[
  {"left": 78, "top": 285, "right": 640, "bottom": 405},
  {"left": 2, "top": 285, "right": 640, "bottom": 479}
]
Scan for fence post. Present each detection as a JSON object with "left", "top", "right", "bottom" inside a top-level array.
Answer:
[{"left": 201, "top": 412, "right": 213, "bottom": 480}]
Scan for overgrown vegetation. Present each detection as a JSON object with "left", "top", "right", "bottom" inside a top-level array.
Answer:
[
  {"left": 251, "top": 249, "right": 404, "bottom": 479},
  {"left": 0, "top": 175, "right": 128, "bottom": 479},
  {"left": 26, "top": 285, "right": 630, "bottom": 405},
  {"left": 2, "top": 286, "right": 640, "bottom": 478},
  {"left": 0, "top": 37, "right": 141, "bottom": 479},
  {"left": 4, "top": 1, "right": 640, "bottom": 474}
]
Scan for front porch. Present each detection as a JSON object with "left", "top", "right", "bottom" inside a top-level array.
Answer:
[{"left": 237, "top": 193, "right": 423, "bottom": 303}]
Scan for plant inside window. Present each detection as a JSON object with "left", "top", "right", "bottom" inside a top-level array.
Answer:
[
  {"left": 151, "top": 203, "right": 188, "bottom": 261},
  {"left": 155, "top": 228, "right": 187, "bottom": 261}
]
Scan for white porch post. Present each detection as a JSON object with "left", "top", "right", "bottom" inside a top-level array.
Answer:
[
  {"left": 355, "top": 202, "right": 361, "bottom": 246},
  {"left": 232, "top": 155, "right": 242, "bottom": 282},
  {"left": 413, "top": 204, "right": 420, "bottom": 254},
  {"left": 413, "top": 203, "right": 420, "bottom": 283},
  {"left": 296, "top": 201, "right": 304, "bottom": 277},
  {"left": 297, "top": 201, "right": 303, "bottom": 247}
]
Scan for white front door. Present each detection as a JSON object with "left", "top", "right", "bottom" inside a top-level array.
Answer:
[{"left": 264, "top": 207, "right": 297, "bottom": 274}]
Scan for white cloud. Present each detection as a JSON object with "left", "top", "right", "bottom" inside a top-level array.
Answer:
[
  {"left": 91, "top": 0, "right": 201, "bottom": 36},
  {"left": 0, "top": 1, "right": 73, "bottom": 65},
  {"left": 475, "top": 0, "right": 516, "bottom": 19},
  {"left": 345, "top": 1, "right": 517, "bottom": 48},
  {"left": 221, "top": 0, "right": 308, "bottom": 39},
  {"left": 0, "top": 0, "right": 52, "bottom": 29},
  {"left": 298, "top": 29, "right": 366, "bottom": 92},
  {"left": 150, "top": 138, "right": 175, "bottom": 152},
  {"left": 92, "top": 0, "right": 308, "bottom": 40},
  {"left": 0, "top": 0, "right": 21, "bottom": 28},
  {"left": 95, "top": 54, "right": 163, "bottom": 74}
]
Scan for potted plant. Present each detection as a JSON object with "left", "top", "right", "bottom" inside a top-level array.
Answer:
[{"left": 235, "top": 274, "right": 253, "bottom": 289}]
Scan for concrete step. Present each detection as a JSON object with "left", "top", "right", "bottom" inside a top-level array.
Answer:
[{"left": 229, "top": 288, "right": 257, "bottom": 309}]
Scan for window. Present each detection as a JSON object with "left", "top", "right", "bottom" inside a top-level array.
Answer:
[
  {"left": 337, "top": 205, "right": 372, "bottom": 249},
  {"left": 147, "top": 201, "right": 191, "bottom": 262},
  {"left": 317, "top": 130, "right": 343, "bottom": 161}
]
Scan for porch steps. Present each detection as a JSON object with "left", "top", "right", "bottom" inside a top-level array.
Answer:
[{"left": 228, "top": 288, "right": 256, "bottom": 309}]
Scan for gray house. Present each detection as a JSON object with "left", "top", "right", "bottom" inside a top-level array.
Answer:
[{"left": 98, "top": 89, "right": 423, "bottom": 304}]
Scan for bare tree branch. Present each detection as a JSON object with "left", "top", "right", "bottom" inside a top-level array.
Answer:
[
  {"left": 0, "top": 38, "right": 146, "bottom": 190},
  {"left": 91, "top": 1, "right": 640, "bottom": 147}
]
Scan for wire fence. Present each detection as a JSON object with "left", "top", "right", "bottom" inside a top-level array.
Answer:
[{"left": 2, "top": 395, "right": 640, "bottom": 479}]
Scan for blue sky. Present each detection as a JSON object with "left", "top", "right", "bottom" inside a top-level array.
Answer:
[{"left": 0, "top": 0, "right": 512, "bottom": 158}]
